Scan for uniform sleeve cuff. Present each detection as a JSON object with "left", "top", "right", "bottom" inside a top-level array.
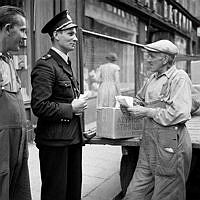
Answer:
[{"left": 59, "top": 103, "right": 73, "bottom": 119}]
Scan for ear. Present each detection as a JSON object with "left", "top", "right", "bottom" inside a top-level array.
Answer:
[
  {"left": 4, "top": 23, "right": 12, "bottom": 34},
  {"left": 53, "top": 31, "right": 59, "bottom": 40},
  {"left": 162, "top": 55, "right": 169, "bottom": 65}
]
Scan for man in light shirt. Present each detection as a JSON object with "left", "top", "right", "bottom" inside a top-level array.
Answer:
[
  {"left": 122, "top": 40, "right": 192, "bottom": 200},
  {"left": 0, "top": 5, "right": 31, "bottom": 200}
]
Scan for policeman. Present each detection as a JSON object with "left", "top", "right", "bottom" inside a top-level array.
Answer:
[
  {"left": 31, "top": 10, "right": 87, "bottom": 200},
  {"left": 123, "top": 40, "right": 192, "bottom": 200}
]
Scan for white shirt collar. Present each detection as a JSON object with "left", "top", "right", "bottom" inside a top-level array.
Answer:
[{"left": 51, "top": 47, "right": 69, "bottom": 64}]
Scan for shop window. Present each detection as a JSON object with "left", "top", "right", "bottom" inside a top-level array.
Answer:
[
  {"left": 175, "top": 35, "right": 187, "bottom": 55},
  {"left": 84, "top": 0, "right": 139, "bottom": 127},
  {"left": 83, "top": 32, "right": 136, "bottom": 97},
  {"left": 85, "top": 0, "right": 138, "bottom": 41},
  {"left": 175, "top": 35, "right": 188, "bottom": 71},
  {"left": 83, "top": 31, "right": 138, "bottom": 125}
]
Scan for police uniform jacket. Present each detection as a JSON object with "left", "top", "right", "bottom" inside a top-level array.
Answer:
[{"left": 31, "top": 49, "right": 82, "bottom": 146}]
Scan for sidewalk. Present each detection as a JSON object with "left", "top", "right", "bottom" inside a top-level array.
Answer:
[{"left": 28, "top": 143, "right": 122, "bottom": 200}]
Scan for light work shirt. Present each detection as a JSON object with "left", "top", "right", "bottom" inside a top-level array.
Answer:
[
  {"left": 0, "top": 53, "right": 21, "bottom": 92},
  {"left": 137, "top": 65, "right": 192, "bottom": 126}
]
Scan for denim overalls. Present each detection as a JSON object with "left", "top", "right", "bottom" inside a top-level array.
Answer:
[{"left": 125, "top": 72, "right": 192, "bottom": 200}]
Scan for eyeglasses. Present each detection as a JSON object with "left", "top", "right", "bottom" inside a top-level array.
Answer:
[{"left": 145, "top": 54, "right": 163, "bottom": 61}]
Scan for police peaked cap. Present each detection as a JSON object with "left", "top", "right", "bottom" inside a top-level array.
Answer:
[{"left": 41, "top": 10, "right": 78, "bottom": 36}]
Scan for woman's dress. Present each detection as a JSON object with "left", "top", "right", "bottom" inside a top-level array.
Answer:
[{"left": 97, "top": 62, "right": 120, "bottom": 107}]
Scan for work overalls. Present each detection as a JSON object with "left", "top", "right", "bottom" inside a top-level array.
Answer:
[
  {"left": 125, "top": 74, "right": 192, "bottom": 200},
  {"left": 0, "top": 58, "right": 31, "bottom": 200}
]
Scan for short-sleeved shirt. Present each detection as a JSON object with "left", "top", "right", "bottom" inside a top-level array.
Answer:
[{"left": 0, "top": 53, "right": 21, "bottom": 92}]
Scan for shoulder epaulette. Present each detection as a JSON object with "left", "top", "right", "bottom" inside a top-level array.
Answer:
[{"left": 41, "top": 54, "right": 51, "bottom": 60}]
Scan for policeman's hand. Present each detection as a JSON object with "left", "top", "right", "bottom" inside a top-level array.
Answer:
[
  {"left": 120, "top": 104, "right": 129, "bottom": 114},
  {"left": 133, "top": 98, "right": 145, "bottom": 106},
  {"left": 72, "top": 98, "right": 88, "bottom": 115}
]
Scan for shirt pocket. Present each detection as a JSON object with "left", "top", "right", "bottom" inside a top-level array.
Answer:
[
  {"left": 58, "top": 80, "right": 71, "bottom": 87},
  {"left": 56, "top": 80, "right": 74, "bottom": 98},
  {"left": 156, "top": 128, "right": 178, "bottom": 177}
]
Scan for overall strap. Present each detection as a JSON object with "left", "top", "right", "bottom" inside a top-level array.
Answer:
[{"left": 159, "top": 68, "right": 178, "bottom": 100}]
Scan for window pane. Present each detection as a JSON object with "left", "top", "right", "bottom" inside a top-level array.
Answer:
[
  {"left": 84, "top": 0, "right": 140, "bottom": 129},
  {"left": 83, "top": 33, "right": 137, "bottom": 126}
]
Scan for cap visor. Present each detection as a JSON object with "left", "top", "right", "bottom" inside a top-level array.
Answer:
[{"left": 60, "top": 23, "right": 78, "bottom": 30}]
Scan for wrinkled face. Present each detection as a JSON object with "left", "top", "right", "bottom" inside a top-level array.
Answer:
[
  {"left": 55, "top": 27, "right": 78, "bottom": 54},
  {"left": 146, "top": 52, "right": 166, "bottom": 74},
  {"left": 5, "top": 14, "right": 27, "bottom": 52}
]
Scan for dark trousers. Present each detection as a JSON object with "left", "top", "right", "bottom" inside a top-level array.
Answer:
[
  {"left": 38, "top": 144, "right": 82, "bottom": 200},
  {"left": 0, "top": 128, "right": 31, "bottom": 200},
  {"left": 113, "top": 146, "right": 139, "bottom": 200},
  {"left": 186, "top": 148, "right": 200, "bottom": 200}
]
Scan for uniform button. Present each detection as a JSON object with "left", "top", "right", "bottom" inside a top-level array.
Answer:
[
  {"left": 174, "top": 126, "right": 178, "bottom": 130},
  {"left": 61, "top": 119, "right": 63, "bottom": 122},
  {"left": 67, "top": 120, "right": 70, "bottom": 122}
]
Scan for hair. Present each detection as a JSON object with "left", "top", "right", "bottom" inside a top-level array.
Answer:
[
  {"left": 0, "top": 5, "right": 25, "bottom": 30},
  {"left": 165, "top": 54, "right": 176, "bottom": 65},
  {"left": 105, "top": 52, "right": 118, "bottom": 62}
]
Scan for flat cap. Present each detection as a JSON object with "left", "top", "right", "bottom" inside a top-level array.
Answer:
[
  {"left": 41, "top": 10, "right": 77, "bottom": 36},
  {"left": 144, "top": 40, "right": 179, "bottom": 55}
]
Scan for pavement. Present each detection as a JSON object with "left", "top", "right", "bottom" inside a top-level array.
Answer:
[{"left": 28, "top": 143, "right": 122, "bottom": 200}]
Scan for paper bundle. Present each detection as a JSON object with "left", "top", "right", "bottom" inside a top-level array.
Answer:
[{"left": 115, "top": 95, "right": 134, "bottom": 107}]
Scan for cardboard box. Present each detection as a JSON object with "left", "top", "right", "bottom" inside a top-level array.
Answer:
[{"left": 96, "top": 107, "right": 144, "bottom": 139}]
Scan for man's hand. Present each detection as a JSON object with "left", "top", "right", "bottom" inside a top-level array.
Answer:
[
  {"left": 126, "top": 105, "right": 147, "bottom": 118},
  {"left": 72, "top": 97, "right": 88, "bottom": 115},
  {"left": 127, "top": 105, "right": 156, "bottom": 119}
]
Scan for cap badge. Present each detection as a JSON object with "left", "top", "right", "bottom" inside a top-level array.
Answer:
[{"left": 66, "top": 11, "right": 72, "bottom": 21}]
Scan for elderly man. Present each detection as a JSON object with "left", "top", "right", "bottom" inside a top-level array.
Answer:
[
  {"left": 31, "top": 10, "right": 87, "bottom": 200},
  {"left": 123, "top": 40, "right": 192, "bottom": 200},
  {"left": 0, "top": 5, "right": 31, "bottom": 200}
]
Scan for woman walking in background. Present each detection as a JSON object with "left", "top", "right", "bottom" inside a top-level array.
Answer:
[{"left": 97, "top": 52, "right": 120, "bottom": 107}]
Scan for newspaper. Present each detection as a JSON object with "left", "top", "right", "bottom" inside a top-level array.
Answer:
[{"left": 115, "top": 95, "right": 134, "bottom": 107}]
